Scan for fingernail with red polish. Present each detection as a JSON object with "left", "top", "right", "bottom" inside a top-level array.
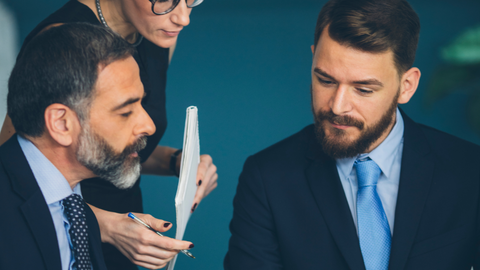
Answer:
[
  {"left": 163, "top": 222, "right": 171, "bottom": 228},
  {"left": 198, "top": 180, "right": 202, "bottom": 186},
  {"left": 192, "top": 203, "right": 198, "bottom": 212},
  {"left": 189, "top": 244, "right": 195, "bottom": 249}
]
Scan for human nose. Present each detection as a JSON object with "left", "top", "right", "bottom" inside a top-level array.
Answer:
[
  {"left": 137, "top": 107, "right": 156, "bottom": 137},
  {"left": 170, "top": 0, "right": 190, "bottom": 27},
  {"left": 329, "top": 85, "right": 352, "bottom": 115}
]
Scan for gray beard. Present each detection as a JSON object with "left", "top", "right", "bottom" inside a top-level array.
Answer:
[{"left": 76, "top": 123, "right": 146, "bottom": 189}]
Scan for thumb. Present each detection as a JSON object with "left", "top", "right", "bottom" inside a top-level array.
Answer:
[{"left": 138, "top": 213, "right": 173, "bottom": 233}]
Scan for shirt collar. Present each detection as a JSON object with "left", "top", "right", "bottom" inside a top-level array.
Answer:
[
  {"left": 336, "top": 108, "right": 404, "bottom": 178},
  {"left": 18, "top": 135, "right": 81, "bottom": 205}
]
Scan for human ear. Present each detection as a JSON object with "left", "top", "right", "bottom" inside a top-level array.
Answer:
[
  {"left": 44, "top": 104, "right": 79, "bottom": 147},
  {"left": 397, "top": 67, "right": 421, "bottom": 104},
  {"left": 311, "top": 45, "right": 315, "bottom": 55}
]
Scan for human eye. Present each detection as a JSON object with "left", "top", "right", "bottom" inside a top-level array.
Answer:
[
  {"left": 120, "top": 111, "right": 133, "bottom": 118},
  {"left": 317, "top": 76, "right": 336, "bottom": 87},
  {"left": 356, "top": 88, "right": 373, "bottom": 95}
]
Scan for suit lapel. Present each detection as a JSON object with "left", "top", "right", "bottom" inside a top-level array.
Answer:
[
  {"left": 305, "top": 137, "right": 366, "bottom": 270},
  {"left": 21, "top": 194, "right": 63, "bottom": 270},
  {"left": 388, "top": 112, "right": 435, "bottom": 270},
  {"left": 0, "top": 136, "right": 62, "bottom": 270}
]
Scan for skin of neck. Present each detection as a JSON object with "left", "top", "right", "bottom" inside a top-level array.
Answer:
[
  {"left": 25, "top": 134, "right": 95, "bottom": 190},
  {"left": 79, "top": 0, "right": 138, "bottom": 42}
]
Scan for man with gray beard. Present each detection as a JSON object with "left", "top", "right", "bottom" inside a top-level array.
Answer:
[{"left": 0, "top": 23, "right": 193, "bottom": 270}]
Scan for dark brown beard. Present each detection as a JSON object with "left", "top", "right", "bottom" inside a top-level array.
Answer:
[{"left": 313, "top": 90, "right": 399, "bottom": 159}]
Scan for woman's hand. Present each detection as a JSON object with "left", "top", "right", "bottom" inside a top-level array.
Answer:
[
  {"left": 90, "top": 205, "right": 194, "bottom": 269},
  {"left": 191, "top": 154, "right": 218, "bottom": 213},
  {"left": 140, "top": 145, "right": 218, "bottom": 213}
]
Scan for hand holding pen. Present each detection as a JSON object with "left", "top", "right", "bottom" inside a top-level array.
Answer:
[{"left": 128, "top": 213, "right": 196, "bottom": 259}]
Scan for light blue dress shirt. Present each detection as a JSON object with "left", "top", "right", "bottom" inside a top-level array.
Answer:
[
  {"left": 18, "top": 135, "right": 90, "bottom": 270},
  {"left": 336, "top": 108, "right": 404, "bottom": 235}
]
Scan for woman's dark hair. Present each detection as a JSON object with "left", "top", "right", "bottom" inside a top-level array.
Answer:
[
  {"left": 314, "top": 0, "right": 420, "bottom": 75},
  {"left": 8, "top": 22, "right": 136, "bottom": 137}
]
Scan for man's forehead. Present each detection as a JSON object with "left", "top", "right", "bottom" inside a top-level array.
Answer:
[
  {"left": 313, "top": 28, "right": 399, "bottom": 80},
  {"left": 314, "top": 32, "right": 397, "bottom": 82},
  {"left": 92, "top": 56, "right": 144, "bottom": 107}
]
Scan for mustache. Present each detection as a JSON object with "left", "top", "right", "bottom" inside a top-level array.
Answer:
[
  {"left": 123, "top": 136, "right": 147, "bottom": 156},
  {"left": 315, "top": 109, "right": 364, "bottom": 129}
]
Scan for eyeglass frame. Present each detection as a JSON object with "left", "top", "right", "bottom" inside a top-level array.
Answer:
[{"left": 149, "top": 0, "right": 204, "bottom": 15}]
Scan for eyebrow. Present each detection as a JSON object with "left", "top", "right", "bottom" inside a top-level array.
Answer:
[
  {"left": 314, "top": 68, "right": 336, "bottom": 81},
  {"left": 111, "top": 92, "right": 146, "bottom": 112},
  {"left": 314, "top": 67, "right": 384, "bottom": 87},
  {"left": 352, "top": 79, "right": 384, "bottom": 87},
  {"left": 111, "top": 97, "right": 141, "bottom": 111}
]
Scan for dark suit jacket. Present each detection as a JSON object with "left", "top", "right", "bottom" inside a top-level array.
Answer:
[
  {"left": 225, "top": 111, "right": 480, "bottom": 270},
  {"left": 0, "top": 136, "right": 107, "bottom": 270}
]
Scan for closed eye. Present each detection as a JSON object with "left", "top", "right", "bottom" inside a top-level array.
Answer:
[
  {"left": 317, "top": 76, "right": 336, "bottom": 86},
  {"left": 356, "top": 88, "right": 373, "bottom": 94},
  {"left": 354, "top": 86, "right": 375, "bottom": 95},
  {"left": 121, "top": 111, "right": 133, "bottom": 117}
]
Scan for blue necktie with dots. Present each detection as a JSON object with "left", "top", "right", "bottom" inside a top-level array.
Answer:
[
  {"left": 355, "top": 158, "right": 391, "bottom": 270},
  {"left": 63, "top": 194, "right": 92, "bottom": 270}
]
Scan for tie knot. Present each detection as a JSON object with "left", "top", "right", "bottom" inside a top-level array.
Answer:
[
  {"left": 63, "top": 194, "right": 86, "bottom": 219},
  {"left": 355, "top": 158, "right": 381, "bottom": 187}
]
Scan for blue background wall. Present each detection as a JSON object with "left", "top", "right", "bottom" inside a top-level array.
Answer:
[{"left": 4, "top": 0, "right": 480, "bottom": 269}]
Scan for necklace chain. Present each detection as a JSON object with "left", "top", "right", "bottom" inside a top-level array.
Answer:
[
  {"left": 95, "top": 0, "right": 143, "bottom": 46},
  {"left": 95, "top": 0, "right": 109, "bottom": 28}
]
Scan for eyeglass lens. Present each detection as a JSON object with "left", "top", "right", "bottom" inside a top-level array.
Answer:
[{"left": 153, "top": 0, "right": 203, "bottom": 15}]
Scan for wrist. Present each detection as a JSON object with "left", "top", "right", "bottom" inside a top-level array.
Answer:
[
  {"left": 90, "top": 205, "right": 120, "bottom": 244},
  {"left": 170, "top": 148, "right": 182, "bottom": 177}
]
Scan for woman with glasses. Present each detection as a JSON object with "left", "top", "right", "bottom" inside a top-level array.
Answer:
[{"left": 0, "top": 0, "right": 218, "bottom": 269}]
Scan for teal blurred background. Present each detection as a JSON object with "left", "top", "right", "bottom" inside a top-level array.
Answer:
[{"left": 2, "top": 0, "right": 480, "bottom": 269}]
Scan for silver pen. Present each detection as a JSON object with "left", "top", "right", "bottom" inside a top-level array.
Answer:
[{"left": 127, "top": 212, "right": 195, "bottom": 259}]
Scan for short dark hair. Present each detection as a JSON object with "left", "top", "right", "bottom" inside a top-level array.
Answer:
[
  {"left": 8, "top": 23, "right": 136, "bottom": 137},
  {"left": 314, "top": 0, "right": 420, "bottom": 74}
]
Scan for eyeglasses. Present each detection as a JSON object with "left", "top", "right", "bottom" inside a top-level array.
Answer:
[{"left": 149, "top": 0, "right": 204, "bottom": 15}]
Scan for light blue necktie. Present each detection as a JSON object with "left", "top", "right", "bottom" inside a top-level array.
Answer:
[{"left": 355, "top": 158, "right": 391, "bottom": 270}]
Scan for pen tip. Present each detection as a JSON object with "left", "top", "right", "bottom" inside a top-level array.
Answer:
[{"left": 183, "top": 250, "right": 195, "bottom": 259}]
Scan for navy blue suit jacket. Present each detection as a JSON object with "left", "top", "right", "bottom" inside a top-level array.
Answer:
[
  {"left": 225, "top": 111, "right": 480, "bottom": 269},
  {"left": 0, "top": 136, "right": 107, "bottom": 270}
]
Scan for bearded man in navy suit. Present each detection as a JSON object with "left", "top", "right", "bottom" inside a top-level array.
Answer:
[
  {"left": 225, "top": 0, "right": 480, "bottom": 269},
  {"left": 0, "top": 23, "right": 158, "bottom": 269}
]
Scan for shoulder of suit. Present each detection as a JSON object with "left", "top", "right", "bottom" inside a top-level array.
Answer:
[
  {"left": 417, "top": 123, "right": 480, "bottom": 159},
  {"left": 246, "top": 124, "right": 315, "bottom": 167}
]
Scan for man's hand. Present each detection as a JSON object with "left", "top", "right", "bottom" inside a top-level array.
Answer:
[
  {"left": 191, "top": 154, "right": 218, "bottom": 213},
  {"left": 90, "top": 206, "right": 194, "bottom": 269}
]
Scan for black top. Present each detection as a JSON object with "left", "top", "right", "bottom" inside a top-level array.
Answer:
[{"left": 18, "top": 1, "right": 169, "bottom": 269}]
